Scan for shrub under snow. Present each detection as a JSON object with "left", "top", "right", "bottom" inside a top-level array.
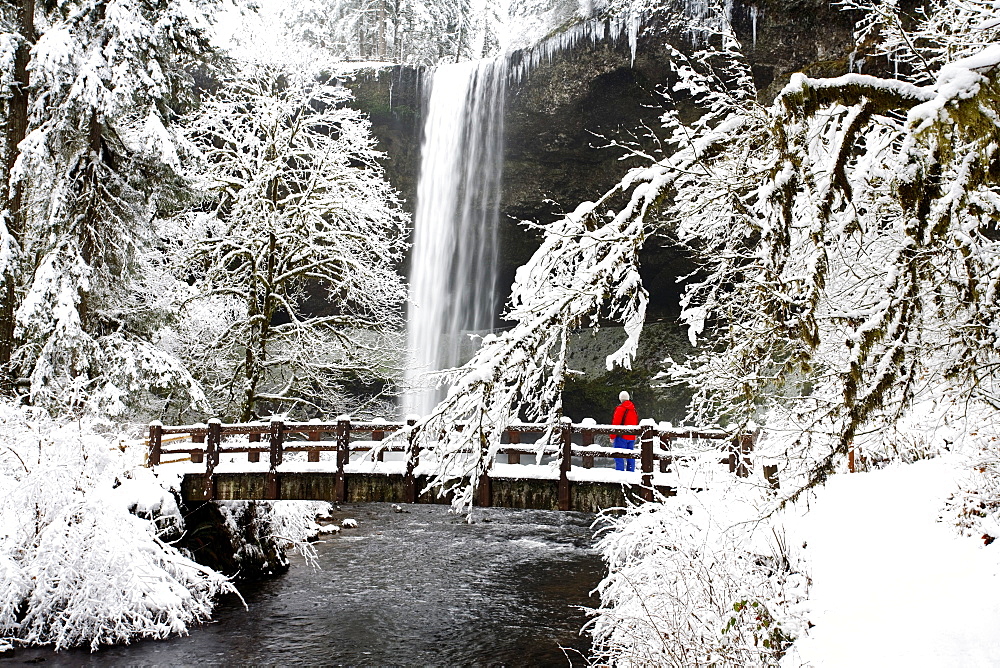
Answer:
[
  {"left": 588, "top": 471, "right": 809, "bottom": 667},
  {"left": 0, "top": 402, "right": 235, "bottom": 651}
]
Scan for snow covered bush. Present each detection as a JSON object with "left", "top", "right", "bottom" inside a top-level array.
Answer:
[
  {"left": 198, "top": 501, "right": 325, "bottom": 576},
  {"left": 589, "top": 481, "right": 809, "bottom": 667},
  {"left": 0, "top": 401, "right": 235, "bottom": 651}
]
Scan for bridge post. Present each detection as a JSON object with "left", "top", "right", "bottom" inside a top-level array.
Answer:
[
  {"left": 640, "top": 420, "right": 656, "bottom": 501},
  {"left": 204, "top": 418, "right": 221, "bottom": 501},
  {"left": 558, "top": 417, "right": 572, "bottom": 511},
  {"left": 729, "top": 430, "right": 754, "bottom": 478},
  {"left": 477, "top": 433, "right": 492, "bottom": 507},
  {"left": 147, "top": 421, "right": 162, "bottom": 467},
  {"left": 373, "top": 418, "right": 386, "bottom": 462},
  {"left": 580, "top": 418, "right": 595, "bottom": 469},
  {"left": 336, "top": 415, "right": 350, "bottom": 503},
  {"left": 737, "top": 430, "right": 755, "bottom": 478},
  {"left": 404, "top": 415, "right": 419, "bottom": 504},
  {"left": 308, "top": 418, "right": 321, "bottom": 463},
  {"left": 267, "top": 417, "right": 284, "bottom": 500},
  {"left": 659, "top": 422, "right": 672, "bottom": 473}
]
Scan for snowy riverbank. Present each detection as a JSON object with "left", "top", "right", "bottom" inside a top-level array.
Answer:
[
  {"left": 0, "top": 402, "right": 322, "bottom": 652},
  {"left": 782, "top": 456, "right": 1000, "bottom": 667}
]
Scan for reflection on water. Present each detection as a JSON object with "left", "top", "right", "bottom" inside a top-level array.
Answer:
[{"left": 2, "top": 503, "right": 604, "bottom": 666}]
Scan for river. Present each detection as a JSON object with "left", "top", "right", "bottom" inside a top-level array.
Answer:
[{"left": 2, "top": 503, "right": 604, "bottom": 666}]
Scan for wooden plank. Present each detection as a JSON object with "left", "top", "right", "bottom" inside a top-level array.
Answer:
[
  {"left": 506, "top": 429, "right": 520, "bottom": 465},
  {"left": 248, "top": 432, "right": 260, "bottom": 463}
]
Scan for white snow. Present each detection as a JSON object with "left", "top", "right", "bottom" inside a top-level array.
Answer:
[{"left": 783, "top": 457, "right": 1000, "bottom": 667}]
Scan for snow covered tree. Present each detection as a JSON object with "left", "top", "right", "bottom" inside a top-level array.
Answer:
[
  {"left": 0, "top": 0, "right": 218, "bottom": 417},
  {"left": 242, "top": 0, "right": 485, "bottom": 66},
  {"left": 176, "top": 64, "right": 409, "bottom": 421},
  {"left": 666, "top": 0, "right": 1000, "bottom": 493}
]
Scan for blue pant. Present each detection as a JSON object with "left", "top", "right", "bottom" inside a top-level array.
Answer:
[{"left": 613, "top": 436, "right": 635, "bottom": 472}]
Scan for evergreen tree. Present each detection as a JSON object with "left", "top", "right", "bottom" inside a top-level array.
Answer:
[
  {"left": 259, "top": 0, "right": 481, "bottom": 65},
  {"left": 0, "top": 0, "right": 34, "bottom": 390},
  {"left": 0, "top": 0, "right": 217, "bottom": 416}
]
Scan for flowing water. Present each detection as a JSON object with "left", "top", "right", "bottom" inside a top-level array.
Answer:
[
  {"left": 3, "top": 504, "right": 603, "bottom": 666},
  {"left": 404, "top": 59, "right": 507, "bottom": 417}
]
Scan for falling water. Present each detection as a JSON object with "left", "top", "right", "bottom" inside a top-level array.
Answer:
[{"left": 404, "top": 58, "right": 507, "bottom": 417}]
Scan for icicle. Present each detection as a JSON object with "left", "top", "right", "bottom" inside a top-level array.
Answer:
[
  {"left": 507, "top": 14, "right": 639, "bottom": 82},
  {"left": 628, "top": 10, "right": 640, "bottom": 65}
]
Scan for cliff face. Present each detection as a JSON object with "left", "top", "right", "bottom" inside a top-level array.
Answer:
[
  {"left": 347, "top": 1, "right": 860, "bottom": 418},
  {"left": 350, "top": 0, "right": 859, "bottom": 317}
]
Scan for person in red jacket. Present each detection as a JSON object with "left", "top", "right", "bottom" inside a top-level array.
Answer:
[{"left": 610, "top": 390, "right": 639, "bottom": 472}]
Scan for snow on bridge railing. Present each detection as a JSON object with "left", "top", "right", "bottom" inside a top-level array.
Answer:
[{"left": 146, "top": 417, "right": 760, "bottom": 507}]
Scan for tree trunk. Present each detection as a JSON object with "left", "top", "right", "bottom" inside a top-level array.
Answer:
[
  {"left": 0, "top": 0, "right": 35, "bottom": 389},
  {"left": 376, "top": 0, "right": 387, "bottom": 60}
]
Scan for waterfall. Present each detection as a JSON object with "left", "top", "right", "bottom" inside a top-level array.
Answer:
[{"left": 404, "top": 58, "right": 507, "bottom": 417}]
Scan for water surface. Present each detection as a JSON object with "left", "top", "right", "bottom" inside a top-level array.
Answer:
[{"left": 3, "top": 503, "right": 603, "bottom": 666}]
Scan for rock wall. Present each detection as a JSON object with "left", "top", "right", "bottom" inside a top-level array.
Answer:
[{"left": 350, "top": 0, "right": 859, "bottom": 316}]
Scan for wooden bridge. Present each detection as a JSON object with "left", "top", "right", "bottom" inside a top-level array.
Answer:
[{"left": 148, "top": 417, "right": 764, "bottom": 513}]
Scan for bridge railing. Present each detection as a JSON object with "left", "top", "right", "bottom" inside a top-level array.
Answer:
[{"left": 146, "top": 417, "right": 758, "bottom": 507}]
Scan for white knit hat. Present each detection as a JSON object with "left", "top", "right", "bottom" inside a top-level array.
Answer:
[{"left": 619, "top": 390, "right": 630, "bottom": 402}]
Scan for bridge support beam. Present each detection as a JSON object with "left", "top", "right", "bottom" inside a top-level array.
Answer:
[
  {"left": 558, "top": 418, "right": 572, "bottom": 511},
  {"left": 267, "top": 418, "right": 284, "bottom": 500},
  {"left": 336, "top": 416, "right": 350, "bottom": 503},
  {"left": 404, "top": 416, "right": 419, "bottom": 504}
]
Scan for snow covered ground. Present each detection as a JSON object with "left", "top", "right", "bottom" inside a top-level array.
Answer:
[{"left": 783, "top": 456, "right": 1000, "bottom": 667}]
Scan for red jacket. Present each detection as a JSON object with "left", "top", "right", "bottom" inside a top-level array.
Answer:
[{"left": 611, "top": 400, "right": 638, "bottom": 441}]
